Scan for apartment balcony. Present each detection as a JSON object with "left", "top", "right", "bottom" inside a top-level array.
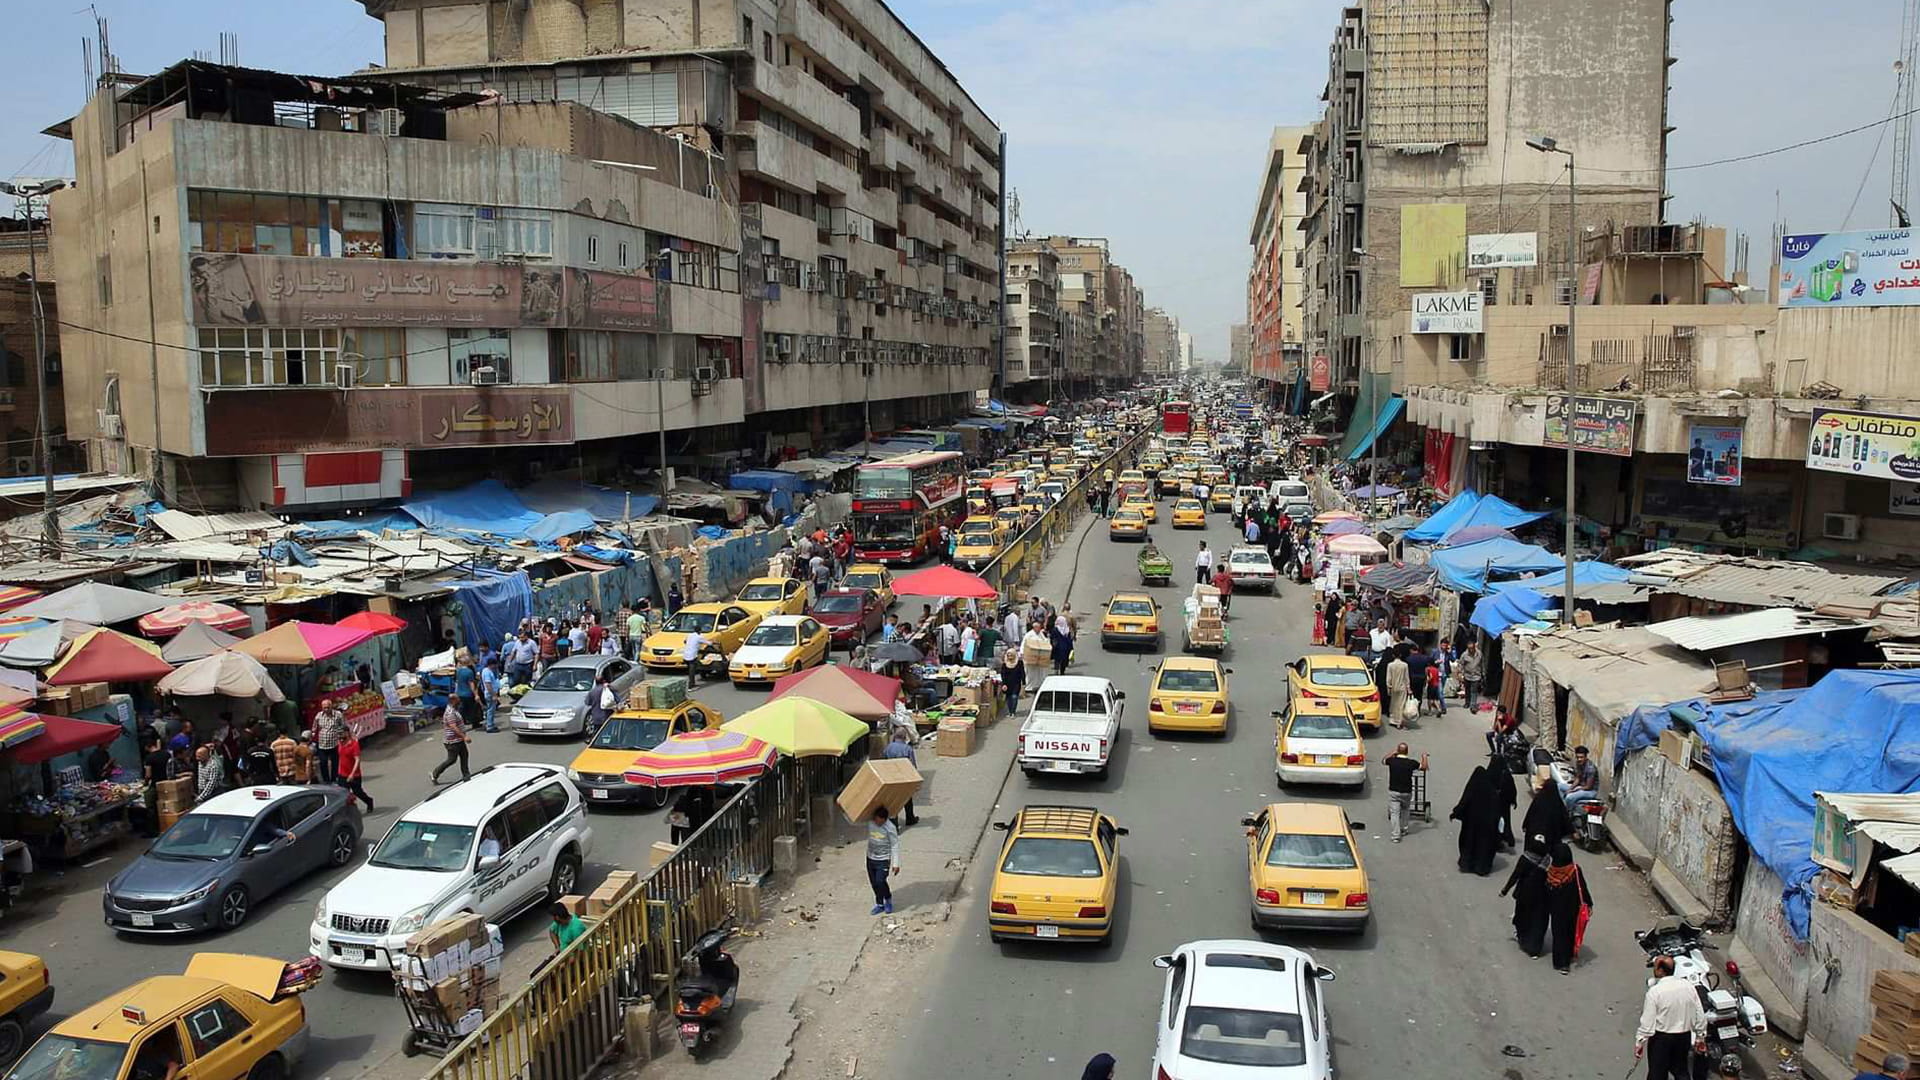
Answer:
[
  {"left": 874, "top": 127, "right": 927, "bottom": 177},
  {"left": 899, "top": 202, "right": 937, "bottom": 244},
  {"left": 961, "top": 139, "right": 1000, "bottom": 195},
  {"left": 790, "top": 0, "right": 866, "bottom": 83},
  {"left": 735, "top": 121, "right": 859, "bottom": 196},
  {"left": 741, "top": 62, "right": 862, "bottom": 148}
]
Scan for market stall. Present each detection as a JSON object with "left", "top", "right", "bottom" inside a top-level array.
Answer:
[
  {"left": 10, "top": 581, "right": 167, "bottom": 625},
  {"left": 1, "top": 712, "right": 137, "bottom": 861},
  {"left": 157, "top": 652, "right": 288, "bottom": 733},
  {"left": 232, "top": 621, "right": 384, "bottom": 738},
  {"left": 159, "top": 620, "right": 243, "bottom": 664}
]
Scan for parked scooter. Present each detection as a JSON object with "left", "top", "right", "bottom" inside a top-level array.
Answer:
[
  {"left": 674, "top": 928, "right": 740, "bottom": 1056},
  {"left": 1634, "top": 917, "right": 1768, "bottom": 1055},
  {"left": 1545, "top": 753, "right": 1610, "bottom": 852}
]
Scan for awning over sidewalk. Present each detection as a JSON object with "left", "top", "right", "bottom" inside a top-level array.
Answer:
[{"left": 1341, "top": 396, "right": 1404, "bottom": 461}]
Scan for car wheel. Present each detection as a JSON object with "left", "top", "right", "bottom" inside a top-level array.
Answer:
[
  {"left": 548, "top": 851, "right": 581, "bottom": 903},
  {"left": 217, "top": 884, "right": 251, "bottom": 931},
  {"left": 328, "top": 825, "right": 357, "bottom": 868},
  {"left": 247, "top": 1053, "right": 287, "bottom": 1080},
  {"left": 0, "top": 1017, "right": 24, "bottom": 1062}
]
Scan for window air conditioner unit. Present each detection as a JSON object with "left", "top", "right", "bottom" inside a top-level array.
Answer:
[
  {"left": 778, "top": 333, "right": 796, "bottom": 354},
  {"left": 469, "top": 365, "right": 503, "bottom": 385},
  {"left": 333, "top": 366, "right": 356, "bottom": 389},
  {"left": 1823, "top": 513, "right": 1861, "bottom": 541},
  {"left": 370, "top": 108, "right": 405, "bottom": 137},
  {"left": 9, "top": 457, "right": 32, "bottom": 476},
  {"left": 694, "top": 365, "right": 717, "bottom": 382},
  {"left": 96, "top": 410, "right": 124, "bottom": 437}
]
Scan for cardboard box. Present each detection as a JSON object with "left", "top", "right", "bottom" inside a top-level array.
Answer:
[
  {"left": 937, "top": 719, "right": 976, "bottom": 757},
  {"left": 71, "top": 683, "right": 109, "bottom": 710},
  {"left": 836, "top": 757, "right": 924, "bottom": 824},
  {"left": 157, "top": 808, "right": 182, "bottom": 833},
  {"left": 950, "top": 684, "right": 986, "bottom": 707},
  {"left": 408, "top": 912, "right": 488, "bottom": 959},
  {"left": 1906, "top": 930, "right": 1920, "bottom": 958},
  {"left": 649, "top": 840, "right": 678, "bottom": 867},
  {"left": 156, "top": 777, "right": 194, "bottom": 810},
  {"left": 1873, "top": 970, "right": 1920, "bottom": 1013},
  {"left": 557, "top": 894, "right": 590, "bottom": 917},
  {"left": 1658, "top": 728, "right": 1694, "bottom": 768},
  {"left": 34, "top": 689, "right": 71, "bottom": 716},
  {"left": 584, "top": 870, "right": 640, "bottom": 916}
]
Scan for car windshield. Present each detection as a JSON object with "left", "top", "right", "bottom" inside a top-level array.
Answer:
[
  {"left": 960, "top": 525, "right": 995, "bottom": 540},
  {"left": 149, "top": 813, "right": 251, "bottom": 861},
  {"left": 1310, "top": 666, "right": 1373, "bottom": 687},
  {"left": 533, "top": 666, "right": 597, "bottom": 693},
  {"left": 1230, "top": 552, "right": 1270, "bottom": 566},
  {"left": 370, "top": 821, "right": 478, "bottom": 872},
  {"left": 1158, "top": 669, "right": 1220, "bottom": 692},
  {"left": 813, "top": 595, "right": 864, "bottom": 614},
  {"left": 746, "top": 625, "right": 798, "bottom": 647},
  {"left": 1000, "top": 837, "right": 1102, "bottom": 877},
  {"left": 843, "top": 571, "right": 884, "bottom": 588},
  {"left": 664, "top": 611, "right": 719, "bottom": 634},
  {"left": 1114, "top": 512, "right": 1143, "bottom": 524},
  {"left": 1180, "top": 1006, "right": 1306, "bottom": 1067},
  {"left": 590, "top": 716, "right": 674, "bottom": 751},
  {"left": 1109, "top": 599, "right": 1154, "bottom": 616},
  {"left": 5, "top": 1035, "right": 128, "bottom": 1080},
  {"left": 1289, "top": 711, "right": 1357, "bottom": 739},
  {"left": 1177, "top": 501, "right": 1202, "bottom": 511},
  {"left": 740, "top": 583, "right": 786, "bottom": 601},
  {"left": 1265, "top": 831, "right": 1358, "bottom": 870}
]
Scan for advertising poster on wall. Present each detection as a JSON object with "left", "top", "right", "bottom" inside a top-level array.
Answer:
[
  {"left": 1779, "top": 228, "right": 1920, "bottom": 308},
  {"left": 1410, "top": 291, "right": 1483, "bottom": 334},
  {"left": 1467, "top": 232, "right": 1538, "bottom": 269},
  {"left": 1806, "top": 407, "right": 1920, "bottom": 481},
  {"left": 1309, "top": 354, "right": 1331, "bottom": 392},
  {"left": 1686, "top": 423, "right": 1744, "bottom": 486},
  {"left": 1544, "top": 394, "right": 1636, "bottom": 456}
]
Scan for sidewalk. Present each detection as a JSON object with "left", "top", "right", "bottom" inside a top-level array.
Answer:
[{"left": 614, "top": 514, "right": 1098, "bottom": 1080}]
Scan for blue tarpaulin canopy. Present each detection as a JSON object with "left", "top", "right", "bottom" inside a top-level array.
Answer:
[
  {"left": 403, "top": 480, "right": 597, "bottom": 543},
  {"left": 955, "top": 418, "right": 1007, "bottom": 432},
  {"left": 519, "top": 480, "right": 659, "bottom": 523},
  {"left": 293, "top": 512, "right": 420, "bottom": 539},
  {"left": 1345, "top": 397, "right": 1405, "bottom": 461},
  {"left": 1428, "top": 537, "right": 1565, "bottom": 593},
  {"left": 729, "top": 469, "right": 805, "bottom": 515},
  {"left": 1470, "top": 586, "right": 1557, "bottom": 636},
  {"left": 453, "top": 569, "right": 533, "bottom": 657},
  {"left": 1490, "top": 561, "right": 1632, "bottom": 594},
  {"left": 1406, "top": 489, "right": 1550, "bottom": 543},
  {"left": 1616, "top": 670, "right": 1920, "bottom": 940}
]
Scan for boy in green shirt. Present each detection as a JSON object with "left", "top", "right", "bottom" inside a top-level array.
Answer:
[{"left": 548, "top": 902, "right": 590, "bottom": 953}]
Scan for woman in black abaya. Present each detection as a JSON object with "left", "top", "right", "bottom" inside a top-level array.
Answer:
[
  {"left": 1449, "top": 765, "right": 1503, "bottom": 875},
  {"left": 1521, "top": 779, "right": 1570, "bottom": 851},
  {"left": 1543, "top": 841, "right": 1594, "bottom": 973},
  {"left": 1488, "top": 753, "right": 1518, "bottom": 849},
  {"left": 1500, "top": 835, "right": 1551, "bottom": 957}
]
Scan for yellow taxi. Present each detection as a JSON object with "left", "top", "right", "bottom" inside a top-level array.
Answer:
[
  {"left": 1286, "top": 654, "right": 1383, "bottom": 731},
  {"left": 728, "top": 615, "right": 830, "bottom": 685},
  {"left": 1243, "top": 802, "right": 1370, "bottom": 931},
  {"left": 1208, "top": 484, "right": 1235, "bottom": 512},
  {"left": 1147, "top": 656, "right": 1231, "bottom": 734},
  {"left": 568, "top": 699, "right": 722, "bottom": 808},
  {"left": 734, "top": 576, "right": 808, "bottom": 618},
  {"left": 7, "top": 954, "right": 314, "bottom": 1080},
  {"left": 839, "top": 564, "right": 895, "bottom": 609},
  {"left": 1139, "top": 458, "right": 1165, "bottom": 479},
  {"left": 988, "top": 806, "right": 1128, "bottom": 945},
  {"left": 0, "top": 952, "right": 53, "bottom": 1060},
  {"left": 1170, "top": 498, "right": 1207, "bottom": 529},
  {"left": 641, "top": 603, "right": 762, "bottom": 670},
  {"left": 1157, "top": 468, "right": 1188, "bottom": 497},
  {"left": 1120, "top": 491, "right": 1156, "bottom": 523},
  {"left": 1108, "top": 509, "right": 1148, "bottom": 541},
  {"left": 951, "top": 516, "right": 1005, "bottom": 571},
  {"left": 1118, "top": 468, "right": 1148, "bottom": 487},
  {"left": 1275, "top": 697, "right": 1367, "bottom": 786},
  {"left": 1020, "top": 494, "right": 1051, "bottom": 518},
  {"left": 1099, "top": 592, "right": 1162, "bottom": 650},
  {"left": 994, "top": 507, "right": 1027, "bottom": 536}
]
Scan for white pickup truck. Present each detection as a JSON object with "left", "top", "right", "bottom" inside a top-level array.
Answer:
[{"left": 1018, "top": 676, "right": 1125, "bottom": 779}]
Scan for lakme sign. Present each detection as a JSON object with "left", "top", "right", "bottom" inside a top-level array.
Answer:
[{"left": 1410, "top": 291, "right": 1483, "bottom": 334}]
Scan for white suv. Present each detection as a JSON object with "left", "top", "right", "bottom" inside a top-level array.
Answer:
[{"left": 310, "top": 762, "right": 594, "bottom": 972}]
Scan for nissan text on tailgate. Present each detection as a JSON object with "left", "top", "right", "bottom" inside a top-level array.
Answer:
[{"left": 1018, "top": 677, "right": 1124, "bottom": 779}]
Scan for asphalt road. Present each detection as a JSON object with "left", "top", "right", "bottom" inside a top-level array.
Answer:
[
  {"left": 0, "top": 663, "right": 783, "bottom": 1075},
  {"left": 885, "top": 504, "right": 1676, "bottom": 1080}
]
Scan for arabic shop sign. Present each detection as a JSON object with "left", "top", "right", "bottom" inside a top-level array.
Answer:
[
  {"left": 188, "top": 253, "right": 669, "bottom": 332},
  {"left": 1778, "top": 228, "right": 1920, "bottom": 308},
  {"left": 1409, "top": 291, "right": 1483, "bottom": 334},
  {"left": 1806, "top": 407, "right": 1920, "bottom": 481},
  {"left": 202, "top": 387, "right": 574, "bottom": 455},
  {"left": 1543, "top": 394, "right": 1636, "bottom": 457}
]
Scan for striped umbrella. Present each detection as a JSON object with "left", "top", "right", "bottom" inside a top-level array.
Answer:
[
  {"left": 0, "top": 587, "right": 40, "bottom": 615},
  {"left": 138, "top": 600, "right": 251, "bottom": 638},
  {"left": 0, "top": 616, "right": 49, "bottom": 643},
  {"left": 622, "top": 728, "right": 778, "bottom": 789},
  {"left": 0, "top": 703, "right": 46, "bottom": 750},
  {"left": 1312, "top": 510, "right": 1363, "bottom": 525}
]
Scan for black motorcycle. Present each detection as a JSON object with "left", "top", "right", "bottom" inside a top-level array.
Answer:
[{"left": 674, "top": 928, "right": 740, "bottom": 1056}]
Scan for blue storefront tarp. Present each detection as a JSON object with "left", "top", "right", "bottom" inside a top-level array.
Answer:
[
  {"left": 519, "top": 480, "right": 659, "bottom": 523},
  {"left": 293, "top": 512, "right": 420, "bottom": 539},
  {"left": 1406, "top": 489, "right": 1550, "bottom": 543},
  {"left": 1345, "top": 397, "right": 1405, "bottom": 461},
  {"left": 729, "top": 470, "right": 804, "bottom": 515},
  {"left": 1470, "top": 587, "right": 1556, "bottom": 636},
  {"left": 454, "top": 569, "right": 534, "bottom": 659},
  {"left": 1615, "top": 670, "right": 1920, "bottom": 940},
  {"left": 1490, "top": 560, "right": 1632, "bottom": 594},
  {"left": 403, "top": 480, "right": 598, "bottom": 542},
  {"left": 1428, "top": 537, "right": 1565, "bottom": 593}
]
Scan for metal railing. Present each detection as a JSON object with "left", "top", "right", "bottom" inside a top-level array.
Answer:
[{"left": 1538, "top": 332, "right": 1696, "bottom": 393}]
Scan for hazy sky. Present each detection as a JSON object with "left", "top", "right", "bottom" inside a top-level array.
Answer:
[{"left": 1, "top": 1, "right": 1906, "bottom": 362}]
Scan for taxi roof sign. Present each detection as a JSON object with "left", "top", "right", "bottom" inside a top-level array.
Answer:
[
  {"left": 252, "top": 789, "right": 271, "bottom": 800},
  {"left": 119, "top": 1005, "right": 146, "bottom": 1025}
]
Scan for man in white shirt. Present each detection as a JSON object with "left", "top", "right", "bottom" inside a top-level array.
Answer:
[
  {"left": 1193, "top": 541, "right": 1212, "bottom": 586},
  {"left": 936, "top": 620, "right": 961, "bottom": 664},
  {"left": 1368, "top": 619, "right": 1394, "bottom": 659},
  {"left": 682, "top": 628, "right": 708, "bottom": 683},
  {"left": 1635, "top": 955, "right": 1706, "bottom": 1080}
]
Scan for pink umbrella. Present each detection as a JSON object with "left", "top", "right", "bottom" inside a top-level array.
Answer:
[
  {"left": 138, "top": 600, "right": 251, "bottom": 638},
  {"left": 231, "top": 620, "right": 375, "bottom": 665},
  {"left": 1319, "top": 519, "right": 1369, "bottom": 536}
]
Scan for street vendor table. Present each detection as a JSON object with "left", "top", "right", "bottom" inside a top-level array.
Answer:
[{"left": 304, "top": 685, "right": 388, "bottom": 740}]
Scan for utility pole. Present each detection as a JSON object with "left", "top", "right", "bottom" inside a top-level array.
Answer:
[
  {"left": 1, "top": 180, "right": 68, "bottom": 556},
  {"left": 1528, "top": 137, "right": 1579, "bottom": 622}
]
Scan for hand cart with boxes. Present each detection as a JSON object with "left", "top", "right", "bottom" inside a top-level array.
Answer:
[{"left": 391, "top": 913, "right": 504, "bottom": 1057}]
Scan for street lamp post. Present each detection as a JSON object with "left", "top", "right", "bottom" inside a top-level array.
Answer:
[
  {"left": 1351, "top": 247, "right": 1380, "bottom": 514},
  {"left": 1, "top": 179, "right": 68, "bottom": 557},
  {"left": 1526, "top": 136, "right": 1578, "bottom": 623}
]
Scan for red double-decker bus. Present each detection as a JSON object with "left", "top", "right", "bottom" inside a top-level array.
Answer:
[
  {"left": 852, "top": 451, "right": 966, "bottom": 564},
  {"left": 1161, "top": 400, "right": 1193, "bottom": 435}
]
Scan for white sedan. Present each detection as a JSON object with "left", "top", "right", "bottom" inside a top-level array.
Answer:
[
  {"left": 1150, "top": 939, "right": 1337, "bottom": 1080},
  {"left": 1227, "top": 546, "right": 1279, "bottom": 592}
]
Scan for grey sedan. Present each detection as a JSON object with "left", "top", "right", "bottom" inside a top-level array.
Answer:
[
  {"left": 508, "top": 654, "right": 644, "bottom": 737},
  {"left": 103, "top": 785, "right": 362, "bottom": 934}
]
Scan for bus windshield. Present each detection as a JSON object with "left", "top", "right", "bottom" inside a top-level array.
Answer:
[
  {"left": 854, "top": 513, "right": 917, "bottom": 543},
  {"left": 855, "top": 468, "right": 914, "bottom": 500}
]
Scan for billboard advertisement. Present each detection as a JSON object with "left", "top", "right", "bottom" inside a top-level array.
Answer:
[
  {"left": 1309, "top": 354, "right": 1331, "bottom": 392},
  {"left": 1806, "top": 407, "right": 1920, "bottom": 481},
  {"left": 1410, "top": 291, "right": 1483, "bottom": 334},
  {"left": 1686, "top": 422, "right": 1744, "bottom": 486},
  {"left": 1778, "top": 228, "right": 1920, "bottom": 308},
  {"left": 1467, "top": 232, "right": 1538, "bottom": 269},
  {"left": 1544, "top": 394, "right": 1636, "bottom": 456}
]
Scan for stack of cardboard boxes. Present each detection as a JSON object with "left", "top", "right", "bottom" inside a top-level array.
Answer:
[
  {"left": 36, "top": 683, "right": 109, "bottom": 716},
  {"left": 155, "top": 777, "right": 194, "bottom": 833},
  {"left": 397, "top": 914, "right": 504, "bottom": 1036},
  {"left": 629, "top": 677, "right": 688, "bottom": 712},
  {"left": 1858, "top": 970, "right": 1920, "bottom": 1078}
]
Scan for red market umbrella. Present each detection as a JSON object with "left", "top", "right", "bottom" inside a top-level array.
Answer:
[
  {"left": 767, "top": 664, "right": 900, "bottom": 721},
  {"left": 0, "top": 587, "right": 41, "bottom": 615},
  {"left": 4, "top": 714, "right": 122, "bottom": 764},
  {"left": 43, "top": 628, "right": 174, "bottom": 686},
  {"left": 336, "top": 611, "right": 407, "bottom": 635},
  {"left": 890, "top": 564, "right": 999, "bottom": 601},
  {"left": 231, "top": 620, "right": 374, "bottom": 665},
  {"left": 138, "top": 600, "right": 251, "bottom": 637}
]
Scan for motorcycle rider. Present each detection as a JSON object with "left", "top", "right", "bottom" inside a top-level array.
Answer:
[
  {"left": 1635, "top": 955, "right": 1707, "bottom": 1080},
  {"left": 1561, "top": 745, "right": 1602, "bottom": 817}
]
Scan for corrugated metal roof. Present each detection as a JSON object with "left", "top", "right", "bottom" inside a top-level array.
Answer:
[
  {"left": 150, "top": 509, "right": 285, "bottom": 541},
  {"left": 1621, "top": 550, "right": 1902, "bottom": 608},
  {"left": 1879, "top": 851, "right": 1920, "bottom": 889},
  {"left": 1516, "top": 624, "right": 1716, "bottom": 722},
  {"left": 1817, "top": 791, "right": 1920, "bottom": 826},
  {"left": 1646, "top": 608, "right": 1874, "bottom": 652},
  {"left": 1857, "top": 820, "right": 1920, "bottom": 853}
]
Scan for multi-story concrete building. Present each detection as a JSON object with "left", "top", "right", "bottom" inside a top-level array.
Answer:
[
  {"left": 1248, "top": 124, "right": 1311, "bottom": 395},
  {"left": 1004, "top": 239, "right": 1060, "bottom": 402},
  {"left": 1143, "top": 307, "right": 1179, "bottom": 378},
  {"left": 1176, "top": 332, "right": 1193, "bottom": 375},
  {"left": 355, "top": 0, "right": 1004, "bottom": 451},
  {"left": 1228, "top": 324, "right": 1250, "bottom": 377},
  {"left": 0, "top": 219, "right": 76, "bottom": 480}
]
